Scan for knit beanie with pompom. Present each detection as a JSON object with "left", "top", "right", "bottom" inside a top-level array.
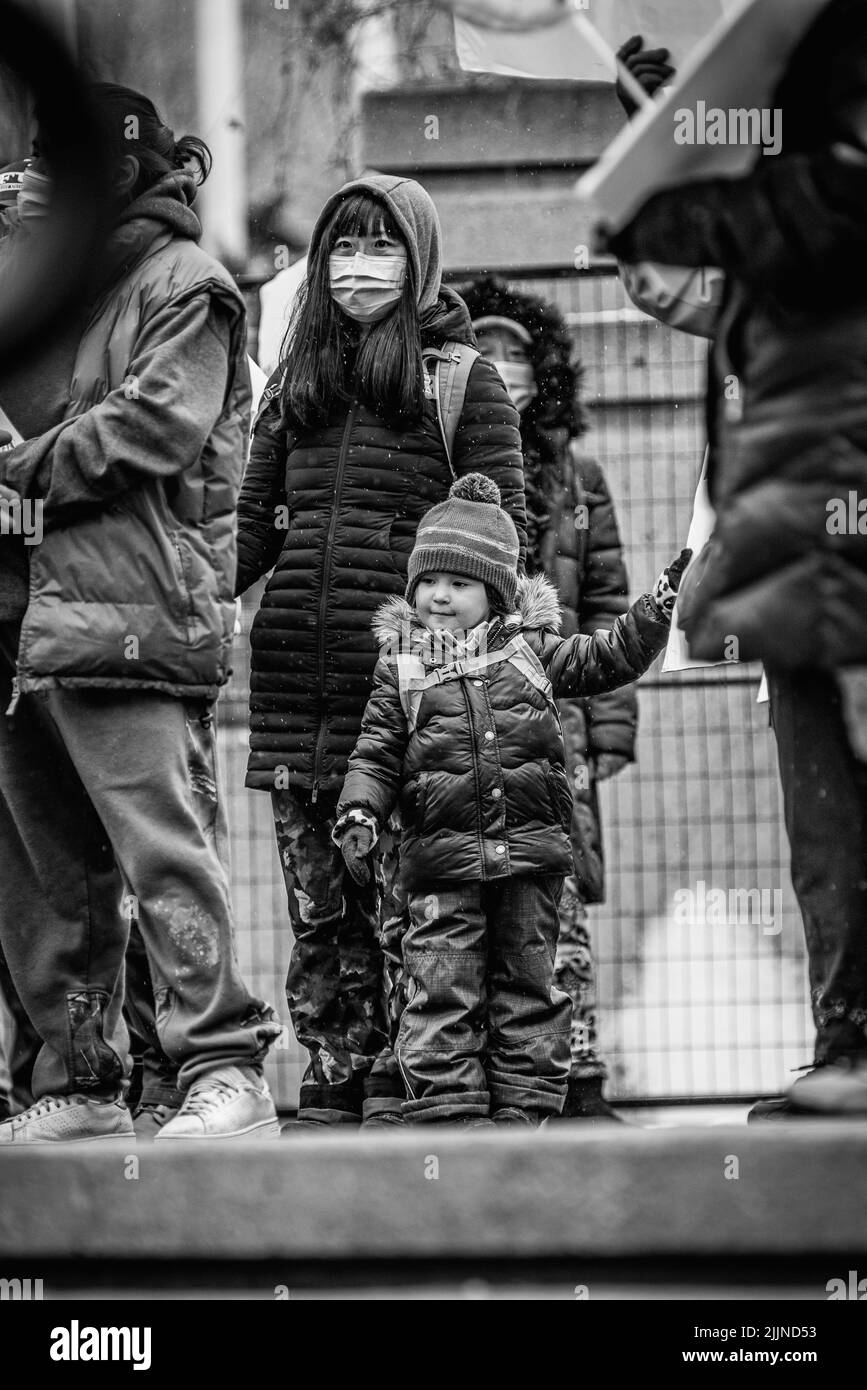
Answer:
[{"left": 406, "top": 472, "right": 520, "bottom": 613}]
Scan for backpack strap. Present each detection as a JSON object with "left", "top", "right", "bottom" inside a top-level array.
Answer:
[
  {"left": 421, "top": 341, "right": 480, "bottom": 479},
  {"left": 395, "top": 632, "right": 559, "bottom": 735}
]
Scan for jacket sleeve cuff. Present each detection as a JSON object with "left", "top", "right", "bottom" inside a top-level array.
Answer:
[
  {"left": 640, "top": 593, "right": 671, "bottom": 626},
  {"left": 332, "top": 807, "right": 380, "bottom": 848}
]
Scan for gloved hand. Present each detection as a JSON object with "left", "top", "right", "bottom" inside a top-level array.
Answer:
[
  {"left": 651, "top": 548, "right": 693, "bottom": 617},
  {"left": 615, "top": 34, "right": 676, "bottom": 118},
  {"left": 593, "top": 753, "right": 630, "bottom": 782},
  {"left": 338, "top": 825, "right": 374, "bottom": 886}
]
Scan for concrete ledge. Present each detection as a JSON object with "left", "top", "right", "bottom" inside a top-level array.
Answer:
[
  {"left": 2, "top": 1124, "right": 867, "bottom": 1262},
  {"left": 362, "top": 83, "right": 622, "bottom": 171}
]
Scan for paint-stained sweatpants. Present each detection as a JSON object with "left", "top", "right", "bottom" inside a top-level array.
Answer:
[
  {"left": 271, "top": 786, "right": 396, "bottom": 1123},
  {"left": 0, "top": 625, "right": 279, "bottom": 1100}
]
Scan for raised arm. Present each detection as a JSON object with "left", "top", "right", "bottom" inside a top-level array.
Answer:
[
  {"left": 539, "top": 595, "right": 669, "bottom": 700},
  {"left": 539, "top": 548, "right": 691, "bottom": 698}
]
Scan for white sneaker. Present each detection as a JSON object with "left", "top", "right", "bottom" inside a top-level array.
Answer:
[
  {"left": 154, "top": 1066, "right": 280, "bottom": 1141},
  {"left": 0, "top": 1093, "right": 134, "bottom": 1144},
  {"left": 788, "top": 1058, "right": 867, "bottom": 1114}
]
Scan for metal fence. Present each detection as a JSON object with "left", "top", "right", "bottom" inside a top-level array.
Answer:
[{"left": 226, "top": 267, "right": 813, "bottom": 1110}]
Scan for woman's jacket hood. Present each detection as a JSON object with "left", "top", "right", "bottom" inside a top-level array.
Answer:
[{"left": 310, "top": 173, "right": 443, "bottom": 314}]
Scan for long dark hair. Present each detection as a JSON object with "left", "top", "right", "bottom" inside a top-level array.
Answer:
[
  {"left": 280, "top": 191, "right": 424, "bottom": 432},
  {"left": 36, "top": 83, "right": 212, "bottom": 202}
]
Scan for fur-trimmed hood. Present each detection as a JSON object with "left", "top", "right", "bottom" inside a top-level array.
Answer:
[
  {"left": 372, "top": 572, "right": 562, "bottom": 650},
  {"left": 456, "top": 274, "right": 586, "bottom": 439}
]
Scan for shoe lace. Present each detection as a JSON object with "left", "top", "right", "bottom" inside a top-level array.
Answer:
[
  {"left": 13, "top": 1094, "right": 83, "bottom": 1125},
  {"left": 181, "top": 1076, "right": 242, "bottom": 1115}
]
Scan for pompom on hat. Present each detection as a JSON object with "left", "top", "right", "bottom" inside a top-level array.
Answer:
[{"left": 406, "top": 472, "right": 520, "bottom": 613}]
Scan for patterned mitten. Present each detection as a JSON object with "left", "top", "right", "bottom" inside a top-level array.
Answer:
[{"left": 651, "top": 548, "right": 693, "bottom": 617}]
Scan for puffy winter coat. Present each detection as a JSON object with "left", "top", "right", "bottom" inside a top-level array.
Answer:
[
  {"left": 0, "top": 172, "right": 249, "bottom": 698},
  {"left": 236, "top": 287, "right": 526, "bottom": 793},
  {"left": 338, "top": 573, "right": 669, "bottom": 889},
  {"left": 610, "top": 0, "right": 867, "bottom": 669},
  {"left": 540, "top": 444, "right": 637, "bottom": 901}
]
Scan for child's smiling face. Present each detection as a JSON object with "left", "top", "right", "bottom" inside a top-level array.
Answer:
[{"left": 415, "top": 572, "right": 490, "bottom": 634}]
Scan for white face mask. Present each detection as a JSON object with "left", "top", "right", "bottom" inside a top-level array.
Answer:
[
  {"left": 329, "top": 251, "right": 407, "bottom": 324},
  {"left": 17, "top": 165, "right": 52, "bottom": 224},
  {"left": 493, "top": 360, "right": 537, "bottom": 416}
]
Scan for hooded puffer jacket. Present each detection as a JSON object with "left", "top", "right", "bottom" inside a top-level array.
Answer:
[
  {"left": 609, "top": 0, "right": 867, "bottom": 669},
  {"left": 236, "top": 175, "right": 526, "bottom": 793},
  {"left": 338, "top": 574, "right": 669, "bottom": 890},
  {"left": 0, "top": 172, "right": 249, "bottom": 698}
]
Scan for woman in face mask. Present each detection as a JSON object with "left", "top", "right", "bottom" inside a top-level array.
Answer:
[
  {"left": 236, "top": 176, "right": 527, "bottom": 1128},
  {"left": 461, "top": 275, "right": 637, "bottom": 1123}
]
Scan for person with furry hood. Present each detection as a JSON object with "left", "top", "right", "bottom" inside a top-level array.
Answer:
[
  {"left": 333, "top": 473, "right": 688, "bottom": 1125},
  {"left": 459, "top": 274, "right": 636, "bottom": 1121}
]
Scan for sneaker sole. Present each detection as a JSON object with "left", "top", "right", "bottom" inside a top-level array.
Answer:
[
  {"left": 787, "top": 1096, "right": 867, "bottom": 1115},
  {"left": 1, "top": 1130, "right": 136, "bottom": 1145},
  {"left": 154, "top": 1118, "right": 281, "bottom": 1142}
]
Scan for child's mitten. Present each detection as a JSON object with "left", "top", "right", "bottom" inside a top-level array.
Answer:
[
  {"left": 651, "top": 548, "right": 693, "bottom": 617},
  {"left": 332, "top": 809, "right": 378, "bottom": 885},
  {"left": 340, "top": 826, "right": 373, "bottom": 885}
]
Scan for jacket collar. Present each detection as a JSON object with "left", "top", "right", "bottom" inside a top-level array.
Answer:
[
  {"left": 95, "top": 171, "right": 202, "bottom": 295},
  {"left": 372, "top": 572, "right": 562, "bottom": 652}
]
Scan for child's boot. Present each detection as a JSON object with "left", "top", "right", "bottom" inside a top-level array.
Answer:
[
  {"left": 555, "top": 1072, "right": 623, "bottom": 1122},
  {"left": 362, "top": 1052, "right": 406, "bottom": 1126}
]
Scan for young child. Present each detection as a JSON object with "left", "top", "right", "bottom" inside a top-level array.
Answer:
[
  {"left": 461, "top": 273, "right": 640, "bottom": 1123},
  {"left": 332, "top": 473, "right": 689, "bottom": 1126}
]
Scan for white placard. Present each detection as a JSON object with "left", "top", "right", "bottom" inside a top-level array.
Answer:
[
  {"left": 0, "top": 402, "right": 23, "bottom": 446},
  {"left": 454, "top": 0, "right": 725, "bottom": 81},
  {"left": 663, "top": 448, "right": 723, "bottom": 673}
]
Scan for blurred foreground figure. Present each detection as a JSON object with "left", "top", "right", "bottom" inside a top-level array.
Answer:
[
  {"left": 606, "top": 1, "right": 867, "bottom": 1118},
  {"left": 0, "top": 84, "right": 280, "bottom": 1146}
]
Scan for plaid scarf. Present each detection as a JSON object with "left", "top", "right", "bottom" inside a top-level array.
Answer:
[{"left": 416, "top": 619, "right": 493, "bottom": 670}]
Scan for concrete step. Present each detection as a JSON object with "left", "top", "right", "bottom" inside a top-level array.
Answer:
[{"left": 2, "top": 1123, "right": 866, "bottom": 1264}]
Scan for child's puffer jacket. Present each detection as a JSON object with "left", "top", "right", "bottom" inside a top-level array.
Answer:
[{"left": 338, "top": 573, "right": 668, "bottom": 889}]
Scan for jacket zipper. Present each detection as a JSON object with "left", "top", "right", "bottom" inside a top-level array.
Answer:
[
  {"left": 460, "top": 682, "right": 486, "bottom": 871},
  {"left": 310, "top": 402, "right": 356, "bottom": 801}
]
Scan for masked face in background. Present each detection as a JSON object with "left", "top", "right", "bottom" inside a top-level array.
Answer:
[
  {"left": 329, "top": 223, "right": 408, "bottom": 324},
  {"left": 16, "top": 161, "right": 53, "bottom": 224},
  {"left": 474, "top": 319, "right": 538, "bottom": 415},
  {"left": 0, "top": 164, "right": 25, "bottom": 236}
]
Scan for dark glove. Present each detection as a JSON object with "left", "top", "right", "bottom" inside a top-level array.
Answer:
[
  {"left": 651, "top": 548, "right": 693, "bottom": 617},
  {"left": 339, "top": 825, "right": 373, "bottom": 886},
  {"left": 615, "top": 34, "right": 676, "bottom": 118}
]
